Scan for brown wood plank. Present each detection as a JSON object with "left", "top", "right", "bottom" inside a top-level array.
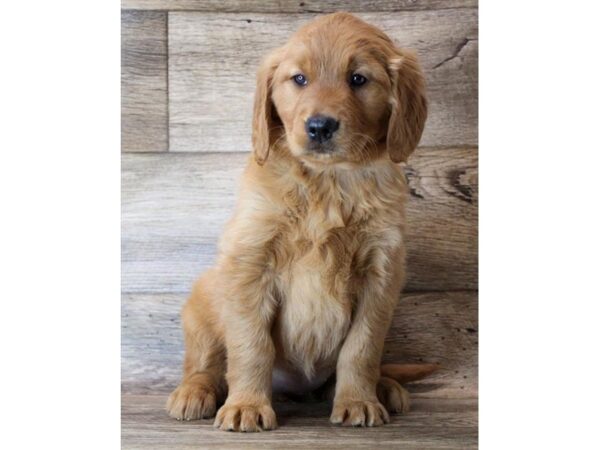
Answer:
[
  {"left": 122, "top": 0, "right": 477, "bottom": 12},
  {"left": 121, "top": 149, "right": 477, "bottom": 294},
  {"left": 168, "top": 10, "right": 477, "bottom": 152},
  {"left": 404, "top": 147, "right": 478, "bottom": 291},
  {"left": 121, "top": 290, "right": 477, "bottom": 398},
  {"left": 122, "top": 11, "right": 168, "bottom": 152},
  {"left": 122, "top": 394, "right": 477, "bottom": 448}
]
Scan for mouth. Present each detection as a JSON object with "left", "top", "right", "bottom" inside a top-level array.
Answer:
[
  {"left": 288, "top": 136, "right": 347, "bottom": 165},
  {"left": 299, "top": 143, "right": 348, "bottom": 167},
  {"left": 306, "top": 140, "right": 336, "bottom": 155}
]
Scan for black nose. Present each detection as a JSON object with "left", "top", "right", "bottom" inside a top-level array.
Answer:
[{"left": 305, "top": 115, "right": 340, "bottom": 143}]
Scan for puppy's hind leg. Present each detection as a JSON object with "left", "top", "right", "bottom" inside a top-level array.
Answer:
[
  {"left": 376, "top": 363, "right": 441, "bottom": 415},
  {"left": 167, "top": 272, "right": 227, "bottom": 421},
  {"left": 376, "top": 376, "right": 410, "bottom": 415}
]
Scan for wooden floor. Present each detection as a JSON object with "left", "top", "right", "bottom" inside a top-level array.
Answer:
[
  {"left": 122, "top": 394, "right": 477, "bottom": 449},
  {"left": 121, "top": 0, "right": 478, "bottom": 447}
]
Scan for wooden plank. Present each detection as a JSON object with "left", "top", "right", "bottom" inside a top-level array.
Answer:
[
  {"left": 122, "top": 0, "right": 478, "bottom": 12},
  {"left": 121, "top": 149, "right": 477, "bottom": 293},
  {"left": 122, "top": 11, "right": 168, "bottom": 152},
  {"left": 168, "top": 10, "right": 477, "bottom": 152},
  {"left": 121, "top": 291, "right": 477, "bottom": 398},
  {"left": 122, "top": 394, "right": 477, "bottom": 449},
  {"left": 404, "top": 147, "right": 478, "bottom": 291}
]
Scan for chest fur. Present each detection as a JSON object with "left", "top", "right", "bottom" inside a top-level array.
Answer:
[
  {"left": 273, "top": 180, "right": 366, "bottom": 378},
  {"left": 269, "top": 162, "right": 406, "bottom": 378},
  {"left": 276, "top": 221, "right": 355, "bottom": 379}
]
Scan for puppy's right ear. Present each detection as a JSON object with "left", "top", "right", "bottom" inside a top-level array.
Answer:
[{"left": 252, "top": 48, "right": 283, "bottom": 165}]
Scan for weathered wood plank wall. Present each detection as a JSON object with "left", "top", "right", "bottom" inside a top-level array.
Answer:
[
  {"left": 122, "top": 291, "right": 477, "bottom": 397},
  {"left": 121, "top": 0, "right": 478, "bottom": 399},
  {"left": 121, "top": 150, "right": 478, "bottom": 294},
  {"left": 121, "top": 11, "right": 168, "bottom": 152},
  {"left": 122, "top": 0, "right": 477, "bottom": 12}
]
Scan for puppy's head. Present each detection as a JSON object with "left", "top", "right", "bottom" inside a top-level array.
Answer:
[{"left": 252, "top": 13, "right": 427, "bottom": 167}]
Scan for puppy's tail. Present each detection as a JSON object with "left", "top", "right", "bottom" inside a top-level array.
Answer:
[{"left": 381, "top": 363, "right": 441, "bottom": 384}]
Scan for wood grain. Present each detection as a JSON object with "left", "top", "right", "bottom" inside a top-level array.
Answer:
[
  {"left": 122, "top": 394, "right": 477, "bottom": 449},
  {"left": 122, "top": 290, "right": 477, "bottom": 398},
  {"left": 121, "top": 7, "right": 478, "bottom": 445},
  {"left": 122, "top": 0, "right": 477, "bottom": 12},
  {"left": 122, "top": 11, "right": 168, "bottom": 152},
  {"left": 404, "top": 147, "right": 478, "bottom": 291},
  {"left": 168, "top": 10, "right": 478, "bottom": 152},
  {"left": 121, "top": 149, "right": 477, "bottom": 294}
]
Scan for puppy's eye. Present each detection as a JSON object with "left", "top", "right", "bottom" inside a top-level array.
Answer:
[
  {"left": 350, "top": 73, "right": 368, "bottom": 87},
  {"left": 292, "top": 74, "right": 308, "bottom": 86}
]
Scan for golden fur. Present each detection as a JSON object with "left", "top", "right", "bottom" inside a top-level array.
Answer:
[{"left": 167, "top": 12, "right": 429, "bottom": 431}]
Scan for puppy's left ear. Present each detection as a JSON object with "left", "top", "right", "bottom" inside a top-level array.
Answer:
[
  {"left": 386, "top": 50, "right": 428, "bottom": 163},
  {"left": 252, "top": 48, "right": 283, "bottom": 165}
]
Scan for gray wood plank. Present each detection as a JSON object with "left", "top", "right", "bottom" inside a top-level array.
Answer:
[
  {"left": 121, "top": 149, "right": 477, "bottom": 294},
  {"left": 122, "top": 11, "right": 168, "bottom": 152},
  {"left": 122, "top": 290, "right": 477, "bottom": 398},
  {"left": 168, "top": 10, "right": 477, "bottom": 152},
  {"left": 122, "top": 0, "right": 477, "bottom": 12},
  {"left": 122, "top": 392, "right": 477, "bottom": 448}
]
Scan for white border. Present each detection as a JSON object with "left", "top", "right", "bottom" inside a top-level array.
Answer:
[
  {"left": 0, "top": 1, "right": 120, "bottom": 448},
  {"left": 481, "top": 1, "right": 600, "bottom": 448}
]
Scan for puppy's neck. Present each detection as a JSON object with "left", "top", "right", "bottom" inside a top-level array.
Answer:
[
  {"left": 267, "top": 141, "right": 397, "bottom": 187},
  {"left": 252, "top": 144, "right": 405, "bottom": 228}
]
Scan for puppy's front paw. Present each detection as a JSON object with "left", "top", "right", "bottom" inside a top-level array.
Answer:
[
  {"left": 330, "top": 398, "right": 390, "bottom": 427},
  {"left": 214, "top": 401, "right": 277, "bottom": 432},
  {"left": 166, "top": 381, "right": 217, "bottom": 421}
]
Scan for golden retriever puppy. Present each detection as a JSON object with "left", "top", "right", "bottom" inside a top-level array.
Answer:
[{"left": 167, "top": 12, "right": 430, "bottom": 431}]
